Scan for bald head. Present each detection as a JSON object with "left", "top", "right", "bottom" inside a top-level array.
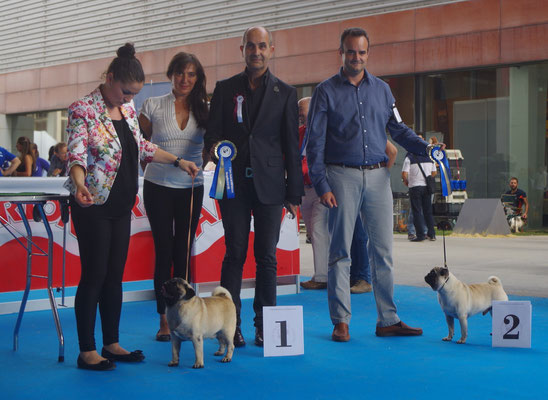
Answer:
[
  {"left": 241, "top": 26, "right": 274, "bottom": 76},
  {"left": 298, "top": 97, "right": 311, "bottom": 127},
  {"left": 242, "top": 26, "right": 273, "bottom": 46}
]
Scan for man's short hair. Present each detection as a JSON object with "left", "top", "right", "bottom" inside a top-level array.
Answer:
[
  {"left": 339, "top": 27, "right": 370, "bottom": 51},
  {"left": 54, "top": 142, "right": 67, "bottom": 154},
  {"left": 510, "top": 177, "right": 519, "bottom": 183},
  {"left": 242, "top": 26, "right": 273, "bottom": 46}
]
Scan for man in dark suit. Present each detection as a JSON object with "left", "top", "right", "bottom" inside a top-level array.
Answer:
[{"left": 205, "top": 26, "right": 303, "bottom": 347}]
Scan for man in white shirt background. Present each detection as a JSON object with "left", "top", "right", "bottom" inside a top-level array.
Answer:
[{"left": 401, "top": 135, "right": 437, "bottom": 242}]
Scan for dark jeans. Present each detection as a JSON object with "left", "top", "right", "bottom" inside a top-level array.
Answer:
[
  {"left": 143, "top": 180, "right": 204, "bottom": 314},
  {"left": 409, "top": 185, "right": 435, "bottom": 239},
  {"left": 218, "top": 178, "right": 283, "bottom": 329},
  {"left": 350, "top": 217, "right": 371, "bottom": 283},
  {"left": 71, "top": 203, "right": 131, "bottom": 352}
]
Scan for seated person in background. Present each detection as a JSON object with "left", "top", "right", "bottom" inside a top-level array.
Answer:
[
  {"left": 31, "top": 143, "right": 51, "bottom": 177},
  {"left": 0, "top": 146, "right": 21, "bottom": 176},
  {"left": 47, "top": 142, "right": 68, "bottom": 177},
  {"left": 505, "top": 177, "right": 529, "bottom": 220},
  {"left": 15, "top": 136, "right": 35, "bottom": 177}
]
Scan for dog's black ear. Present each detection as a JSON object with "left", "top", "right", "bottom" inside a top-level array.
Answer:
[
  {"left": 183, "top": 287, "right": 196, "bottom": 300},
  {"left": 441, "top": 267, "right": 449, "bottom": 276}
]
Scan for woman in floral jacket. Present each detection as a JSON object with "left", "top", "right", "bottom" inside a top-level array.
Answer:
[{"left": 64, "top": 43, "right": 199, "bottom": 371}]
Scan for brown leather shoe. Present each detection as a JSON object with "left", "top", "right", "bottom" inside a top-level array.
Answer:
[
  {"left": 332, "top": 323, "right": 350, "bottom": 342},
  {"left": 350, "top": 279, "right": 372, "bottom": 294},
  {"left": 300, "top": 280, "right": 327, "bottom": 290},
  {"left": 375, "top": 321, "right": 423, "bottom": 337}
]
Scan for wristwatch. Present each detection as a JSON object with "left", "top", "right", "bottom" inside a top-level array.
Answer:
[{"left": 173, "top": 157, "right": 182, "bottom": 167}]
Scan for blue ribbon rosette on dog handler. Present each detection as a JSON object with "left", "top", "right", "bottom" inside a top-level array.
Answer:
[
  {"left": 210, "top": 140, "right": 237, "bottom": 199},
  {"left": 428, "top": 146, "right": 452, "bottom": 197}
]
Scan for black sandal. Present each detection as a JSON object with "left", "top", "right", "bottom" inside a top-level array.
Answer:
[
  {"left": 101, "top": 348, "right": 145, "bottom": 362},
  {"left": 156, "top": 330, "right": 171, "bottom": 342}
]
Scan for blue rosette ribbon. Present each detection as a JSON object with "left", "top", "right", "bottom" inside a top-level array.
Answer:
[
  {"left": 428, "top": 146, "right": 452, "bottom": 197},
  {"left": 209, "top": 140, "right": 237, "bottom": 199}
]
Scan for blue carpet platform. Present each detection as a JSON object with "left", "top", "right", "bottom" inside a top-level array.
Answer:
[{"left": 1, "top": 284, "right": 547, "bottom": 399}]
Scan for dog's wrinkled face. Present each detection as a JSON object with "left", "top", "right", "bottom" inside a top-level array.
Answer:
[
  {"left": 424, "top": 267, "right": 449, "bottom": 291},
  {"left": 162, "top": 277, "right": 196, "bottom": 307}
]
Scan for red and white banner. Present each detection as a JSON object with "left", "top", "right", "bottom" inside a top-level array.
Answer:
[{"left": 0, "top": 175, "right": 300, "bottom": 293}]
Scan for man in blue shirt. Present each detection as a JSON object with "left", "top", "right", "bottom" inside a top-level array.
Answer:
[
  {"left": 307, "top": 27, "right": 441, "bottom": 341},
  {"left": 0, "top": 146, "right": 21, "bottom": 176}
]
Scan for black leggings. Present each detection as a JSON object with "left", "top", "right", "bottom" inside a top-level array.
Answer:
[
  {"left": 143, "top": 180, "right": 204, "bottom": 314},
  {"left": 71, "top": 203, "right": 131, "bottom": 352}
]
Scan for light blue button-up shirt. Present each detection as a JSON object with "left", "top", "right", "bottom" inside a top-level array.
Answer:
[{"left": 306, "top": 68, "right": 428, "bottom": 196}]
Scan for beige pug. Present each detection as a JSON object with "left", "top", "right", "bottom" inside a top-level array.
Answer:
[
  {"left": 162, "top": 278, "right": 236, "bottom": 368},
  {"left": 424, "top": 267, "right": 508, "bottom": 344}
]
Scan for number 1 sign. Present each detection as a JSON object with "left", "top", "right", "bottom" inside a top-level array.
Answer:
[
  {"left": 492, "top": 301, "right": 532, "bottom": 348},
  {"left": 263, "top": 306, "right": 304, "bottom": 357}
]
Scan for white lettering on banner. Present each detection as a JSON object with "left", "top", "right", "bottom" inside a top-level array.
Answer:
[
  {"left": 192, "top": 196, "right": 299, "bottom": 256},
  {"left": 192, "top": 194, "right": 226, "bottom": 255}
]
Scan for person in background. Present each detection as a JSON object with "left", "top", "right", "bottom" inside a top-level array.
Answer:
[
  {"left": 505, "top": 177, "right": 529, "bottom": 220},
  {"left": 349, "top": 140, "right": 397, "bottom": 294},
  {"left": 15, "top": 136, "right": 35, "bottom": 177},
  {"left": 138, "top": 52, "right": 208, "bottom": 342},
  {"left": 299, "top": 96, "right": 329, "bottom": 290},
  {"left": 402, "top": 134, "right": 437, "bottom": 242},
  {"left": 31, "top": 143, "right": 51, "bottom": 177},
  {"left": 47, "top": 142, "right": 68, "bottom": 176},
  {"left": 65, "top": 43, "right": 199, "bottom": 371},
  {"left": 0, "top": 146, "right": 21, "bottom": 176}
]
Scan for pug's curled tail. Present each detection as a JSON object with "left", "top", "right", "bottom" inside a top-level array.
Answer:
[
  {"left": 488, "top": 276, "right": 503, "bottom": 286},
  {"left": 212, "top": 286, "right": 233, "bottom": 300}
]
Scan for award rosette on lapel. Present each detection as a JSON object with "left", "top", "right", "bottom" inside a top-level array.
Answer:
[
  {"left": 233, "top": 94, "right": 244, "bottom": 123},
  {"left": 428, "top": 146, "right": 452, "bottom": 196},
  {"left": 209, "top": 140, "right": 237, "bottom": 199}
]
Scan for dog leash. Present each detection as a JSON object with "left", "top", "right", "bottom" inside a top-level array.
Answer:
[
  {"left": 186, "top": 176, "right": 195, "bottom": 282},
  {"left": 442, "top": 227, "right": 448, "bottom": 268}
]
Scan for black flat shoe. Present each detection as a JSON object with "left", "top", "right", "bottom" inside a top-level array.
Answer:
[
  {"left": 101, "top": 348, "right": 145, "bottom": 362},
  {"left": 155, "top": 331, "right": 171, "bottom": 342},
  {"left": 77, "top": 355, "right": 115, "bottom": 371}
]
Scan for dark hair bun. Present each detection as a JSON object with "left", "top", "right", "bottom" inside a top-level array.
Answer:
[{"left": 117, "top": 43, "right": 136, "bottom": 59}]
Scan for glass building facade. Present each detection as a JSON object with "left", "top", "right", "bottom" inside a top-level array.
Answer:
[{"left": 298, "top": 61, "right": 548, "bottom": 228}]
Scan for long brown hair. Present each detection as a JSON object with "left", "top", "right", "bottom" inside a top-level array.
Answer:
[
  {"left": 16, "top": 136, "right": 36, "bottom": 173},
  {"left": 166, "top": 52, "right": 208, "bottom": 129}
]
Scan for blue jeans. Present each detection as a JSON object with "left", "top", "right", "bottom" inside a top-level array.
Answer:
[
  {"left": 407, "top": 209, "right": 416, "bottom": 235},
  {"left": 409, "top": 186, "right": 435, "bottom": 239},
  {"left": 350, "top": 217, "right": 371, "bottom": 283},
  {"left": 407, "top": 208, "right": 427, "bottom": 236},
  {"left": 326, "top": 165, "right": 400, "bottom": 327}
]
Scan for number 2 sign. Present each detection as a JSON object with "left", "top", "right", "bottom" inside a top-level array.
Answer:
[
  {"left": 263, "top": 306, "right": 304, "bottom": 357},
  {"left": 492, "top": 301, "right": 532, "bottom": 348}
]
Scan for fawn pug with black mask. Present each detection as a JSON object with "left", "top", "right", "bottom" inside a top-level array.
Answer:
[
  {"left": 162, "top": 278, "right": 236, "bottom": 368},
  {"left": 424, "top": 267, "right": 508, "bottom": 344}
]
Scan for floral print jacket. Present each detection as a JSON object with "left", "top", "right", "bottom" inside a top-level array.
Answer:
[{"left": 63, "top": 87, "right": 157, "bottom": 205}]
